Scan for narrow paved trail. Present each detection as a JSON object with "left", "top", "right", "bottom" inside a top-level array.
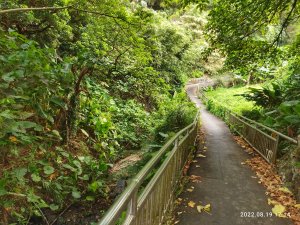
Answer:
[{"left": 174, "top": 81, "right": 292, "bottom": 225}]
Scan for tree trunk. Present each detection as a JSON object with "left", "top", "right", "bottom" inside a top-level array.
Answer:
[{"left": 63, "top": 67, "right": 91, "bottom": 143}]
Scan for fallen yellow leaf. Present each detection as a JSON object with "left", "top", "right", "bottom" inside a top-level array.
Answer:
[
  {"left": 272, "top": 204, "right": 286, "bottom": 217},
  {"left": 268, "top": 198, "right": 280, "bottom": 206},
  {"left": 188, "top": 201, "right": 196, "bottom": 208},
  {"left": 197, "top": 205, "right": 203, "bottom": 213},
  {"left": 197, "top": 204, "right": 211, "bottom": 213},
  {"left": 278, "top": 187, "right": 292, "bottom": 194},
  {"left": 175, "top": 198, "right": 183, "bottom": 204},
  {"left": 294, "top": 204, "right": 300, "bottom": 209},
  {"left": 197, "top": 154, "right": 206, "bottom": 158}
]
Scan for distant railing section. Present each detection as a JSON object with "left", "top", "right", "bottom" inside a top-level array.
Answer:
[
  {"left": 228, "top": 113, "right": 279, "bottom": 163},
  {"left": 198, "top": 89, "right": 298, "bottom": 164},
  {"left": 98, "top": 112, "right": 200, "bottom": 225}
]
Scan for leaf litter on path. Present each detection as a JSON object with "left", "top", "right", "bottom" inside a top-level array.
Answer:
[
  {"left": 197, "top": 154, "right": 206, "bottom": 158},
  {"left": 189, "top": 175, "right": 201, "bottom": 183},
  {"left": 188, "top": 201, "right": 196, "bottom": 208},
  {"left": 234, "top": 136, "right": 300, "bottom": 223},
  {"left": 186, "top": 186, "right": 194, "bottom": 192},
  {"left": 197, "top": 204, "right": 211, "bottom": 214}
]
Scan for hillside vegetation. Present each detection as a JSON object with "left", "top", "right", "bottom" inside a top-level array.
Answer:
[
  {"left": 1, "top": 0, "right": 300, "bottom": 224},
  {"left": 0, "top": 1, "right": 209, "bottom": 224}
]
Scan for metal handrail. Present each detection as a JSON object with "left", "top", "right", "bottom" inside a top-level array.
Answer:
[
  {"left": 230, "top": 113, "right": 276, "bottom": 141},
  {"left": 198, "top": 89, "right": 298, "bottom": 163},
  {"left": 199, "top": 90, "right": 297, "bottom": 144},
  {"left": 98, "top": 111, "right": 200, "bottom": 225},
  {"left": 234, "top": 113, "right": 297, "bottom": 144}
]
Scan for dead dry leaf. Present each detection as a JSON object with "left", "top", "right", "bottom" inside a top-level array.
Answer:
[
  {"left": 188, "top": 201, "right": 196, "bottom": 208},
  {"left": 189, "top": 175, "right": 201, "bottom": 183},
  {"left": 268, "top": 198, "right": 280, "bottom": 206},
  {"left": 197, "top": 204, "right": 211, "bottom": 213},
  {"left": 187, "top": 188, "right": 194, "bottom": 192}
]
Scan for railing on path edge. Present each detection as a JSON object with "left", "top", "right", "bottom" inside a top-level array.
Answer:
[
  {"left": 98, "top": 111, "right": 200, "bottom": 225},
  {"left": 197, "top": 87, "right": 298, "bottom": 164}
]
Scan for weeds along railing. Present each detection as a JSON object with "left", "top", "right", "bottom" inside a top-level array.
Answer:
[
  {"left": 198, "top": 90, "right": 298, "bottom": 164},
  {"left": 98, "top": 112, "right": 200, "bottom": 225}
]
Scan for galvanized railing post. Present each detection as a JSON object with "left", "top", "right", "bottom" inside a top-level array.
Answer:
[
  {"left": 272, "top": 134, "right": 280, "bottom": 163},
  {"left": 186, "top": 128, "right": 190, "bottom": 136},
  {"left": 174, "top": 138, "right": 178, "bottom": 148},
  {"left": 127, "top": 190, "right": 138, "bottom": 217}
]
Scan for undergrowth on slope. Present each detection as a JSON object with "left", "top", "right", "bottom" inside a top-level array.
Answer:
[{"left": 204, "top": 85, "right": 262, "bottom": 119}]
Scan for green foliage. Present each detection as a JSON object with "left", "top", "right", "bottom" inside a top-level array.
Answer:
[
  {"left": 0, "top": 1, "right": 202, "bottom": 223},
  {"left": 202, "top": 0, "right": 299, "bottom": 69},
  {"left": 155, "top": 92, "right": 197, "bottom": 140},
  {"left": 0, "top": 30, "right": 71, "bottom": 148},
  {"left": 0, "top": 145, "right": 110, "bottom": 224},
  {"left": 205, "top": 86, "right": 260, "bottom": 116},
  {"left": 206, "top": 83, "right": 300, "bottom": 135},
  {"left": 239, "top": 83, "right": 284, "bottom": 108}
]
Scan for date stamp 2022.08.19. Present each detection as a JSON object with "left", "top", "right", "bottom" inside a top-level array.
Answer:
[{"left": 240, "top": 211, "right": 291, "bottom": 218}]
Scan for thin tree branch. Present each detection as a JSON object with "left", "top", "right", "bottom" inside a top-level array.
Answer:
[
  {"left": 272, "top": 0, "right": 298, "bottom": 46},
  {"left": 0, "top": 6, "right": 70, "bottom": 14},
  {"left": 0, "top": 5, "right": 132, "bottom": 24},
  {"left": 73, "top": 7, "right": 130, "bottom": 23},
  {"left": 49, "top": 203, "right": 73, "bottom": 225},
  {"left": 33, "top": 202, "right": 50, "bottom": 225}
]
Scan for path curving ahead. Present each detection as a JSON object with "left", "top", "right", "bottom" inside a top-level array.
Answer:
[{"left": 174, "top": 81, "right": 292, "bottom": 225}]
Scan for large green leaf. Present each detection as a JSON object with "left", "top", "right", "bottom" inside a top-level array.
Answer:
[
  {"left": 0, "top": 179, "right": 7, "bottom": 196},
  {"left": 284, "top": 115, "right": 300, "bottom": 124},
  {"left": 43, "top": 165, "right": 55, "bottom": 175},
  {"left": 72, "top": 190, "right": 81, "bottom": 199},
  {"left": 14, "top": 168, "right": 28, "bottom": 181},
  {"left": 294, "top": 103, "right": 300, "bottom": 116}
]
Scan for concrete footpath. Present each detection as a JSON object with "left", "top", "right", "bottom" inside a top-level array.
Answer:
[{"left": 174, "top": 83, "right": 292, "bottom": 225}]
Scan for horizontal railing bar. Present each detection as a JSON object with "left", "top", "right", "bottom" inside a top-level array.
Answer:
[
  {"left": 235, "top": 113, "right": 297, "bottom": 144},
  {"left": 98, "top": 112, "right": 199, "bottom": 225},
  {"left": 199, "top": 90, "right": 297, "bottom": 145},
  {"left": 234, "top": 128, "right": 271, "bottom": 163},
  {"left": 230, "top": 113, "right": 276, "bottom": 141},
  {"left": 137, "top": 129, "right": 192, "bottom": 209}
]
